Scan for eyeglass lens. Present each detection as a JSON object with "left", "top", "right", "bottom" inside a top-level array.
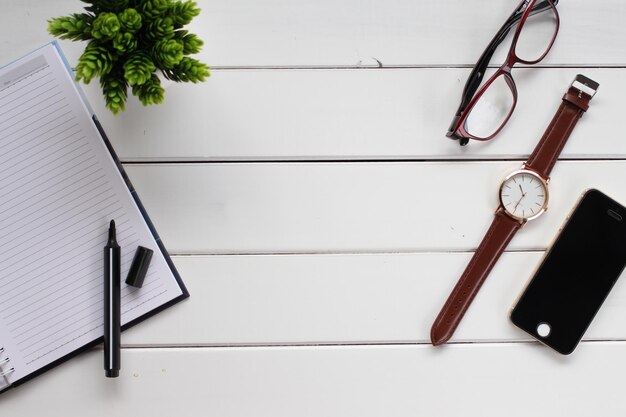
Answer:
[
  {"left": 464, "top": 75, "right": 515, "bottom": 139},
  {"left": 461, "top": 2, "right": 558, "bottom": 140},
  {"left": 515, "top": 3, "right": 559, "bottom": 62}
]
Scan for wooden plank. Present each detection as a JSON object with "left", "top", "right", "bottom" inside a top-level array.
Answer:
[
  {"left": 198, "top": 0, "right": 626, "bottom": 67},
  {"left": 123, "top": 161, "right": 626, "bottom": 253},
  {"left": 1, "top": 344, "right": 625, "bottom": 416},
  {"left": 3, "top": 4, "right": 620, "bottom": 161},
  {"left": 6, "top": 0, "right": 623, "bottom": 68},
  {"left": 123, "top": 253, "right": 626, "bottom": 345},
  {"left": 87, "top": 67, "right": 620, "bottom": 161}
]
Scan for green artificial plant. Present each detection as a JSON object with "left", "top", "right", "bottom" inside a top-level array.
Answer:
[{"left": 48, "top": 0, "right": 210, "bottom": 114}]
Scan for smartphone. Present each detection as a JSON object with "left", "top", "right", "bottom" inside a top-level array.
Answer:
[{"left": 510, "top": 189, "right": 626, "bottom": 354}]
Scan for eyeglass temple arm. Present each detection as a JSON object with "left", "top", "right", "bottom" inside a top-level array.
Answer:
[{"left": 453, "top": 0, "right": 558, "bottom": 117}]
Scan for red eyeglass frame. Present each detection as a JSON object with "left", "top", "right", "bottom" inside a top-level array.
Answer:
[{"left": 450, "top": 0, "right": 560, "bottom": 142}]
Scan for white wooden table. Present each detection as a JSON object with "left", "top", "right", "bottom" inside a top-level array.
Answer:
[{"left": 2, "top": 1, "right": 626, "bottom": 415}]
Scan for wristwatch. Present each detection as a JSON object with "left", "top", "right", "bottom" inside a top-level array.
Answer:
[{"left": 430, "top": 74, "right": 599, "bottom": 346}]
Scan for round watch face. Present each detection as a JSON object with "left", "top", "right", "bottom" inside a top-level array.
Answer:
[{"left": 499, "top": 170, "right": 548, "bottom": 221}]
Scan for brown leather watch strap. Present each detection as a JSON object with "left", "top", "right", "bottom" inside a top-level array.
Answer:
[
  {"left": 525, "top": 81, "right": 595, "bottom": 177},
  {"left": 430, "top": 210, "right": 521, "bottom": 346},
  {"left": 429, "top": 75, "right": 598, "bottom": 346}
]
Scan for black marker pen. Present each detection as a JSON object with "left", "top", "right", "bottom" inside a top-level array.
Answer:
[{"left": 104, "top": 220, "right": 120, "bottom": 378}]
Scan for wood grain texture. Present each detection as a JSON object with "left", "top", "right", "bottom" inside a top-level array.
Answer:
[
  {"left": 2, "top": 1, "right": 626, "bottom": 415},
  {"left": 88, "top": 68, "right": 619, "bottom": 161},
  {"left": 124, "top": 161, "right": 626, "bottom": 253},
  {"left": 8, "top": 0, "right": 626, "bottom": 67},
  {"left": 1, "top": 344, "right": 626, "bottom": 417},
  {"left": 5, "top": 0, "right": 624, "bottom": 67},
  {"left": 198, "top": 0, "right": 626, "bottom": 67},
  {"left": 122, "top": 253, "right": 626, "bottom": 345}
]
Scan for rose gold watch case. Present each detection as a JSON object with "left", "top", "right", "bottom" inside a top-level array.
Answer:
[{"left": 498, "top": 168, "right": 549, "bottom": 223}]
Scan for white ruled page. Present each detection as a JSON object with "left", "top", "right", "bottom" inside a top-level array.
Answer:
[{"left": 0, "top": 44, "right": 184, "bottom": 385}]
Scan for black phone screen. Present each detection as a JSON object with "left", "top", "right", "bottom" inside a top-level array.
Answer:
[{"left": 510, "top": 189, "right": 626, "bottom": 354}]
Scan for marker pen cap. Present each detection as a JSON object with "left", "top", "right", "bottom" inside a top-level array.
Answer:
[{"left": 125, "top": 246, "right": 153, "bottom": 288}]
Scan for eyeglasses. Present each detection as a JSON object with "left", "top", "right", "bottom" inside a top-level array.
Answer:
[{"left": 447, "top": 0, "right": 560, "bottom": 146}]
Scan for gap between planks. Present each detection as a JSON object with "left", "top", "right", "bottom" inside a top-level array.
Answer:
[
  {"left": 167, "top": 249, "right": 545, "bottom": 256},
  {"left": 209, "top": 64, "right": 626, "bottom": 71},
  {"left": 119, "top": 157, "right": 626, "bottom": 164},
  {"left": 111, "top": 339, "right": 626, "bottom": 349}
]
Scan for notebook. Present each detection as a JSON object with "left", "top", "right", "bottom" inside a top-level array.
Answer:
[{"left": 0, "top": 42, "right": 189, "bottom": 394}]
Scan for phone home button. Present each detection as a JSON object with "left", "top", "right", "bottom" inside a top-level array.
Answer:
[{"left": 537, "top": 322, "right": 551, "bottom": 338}]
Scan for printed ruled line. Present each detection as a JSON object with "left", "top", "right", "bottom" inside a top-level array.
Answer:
[
  {"left": 0, "top": 120, "right": 79, "bottom": 163},
  {"left": 0, "top": 84, "right": 60, "bottom": 117},
  {"left": 12, "top": 256, "right": 135, "bottom": 343},
  {"left": 22, "top": 282, "right": 167, "bottom": 364},
  {"left": 8, "top": 278, "right": 102, "bottom": 331},
  {"left": 5, "top": 259, "right": 101, "bottom": 318},
  {"left": 10, "top": 255, "right": 140, "bottom": 340},
  {"left": 0, "top": 111, "right": 74, "bottom": 147},
  {"left": 16, "top": 239, "right": 144, "bottom": 355},
  {"left": 0, "top": 76, "right": 56, "bottom": 111},
  {"left": 17, "top": 269, "right": 156, "bottom": 352},
  {"left": 0, "top": 207, "right": 122, "bottom": 308},
  {"left": 0, "top": 220, "right": 132, "bottom": 299},
  {"left": 0, "top": 109, "right": 74, "bottom": 149},
  {"left": 0, "top": 136, "right": 88, "bottom": 185},
  {"left": 0, "top": 66, "right": 51, "bottom": 96},
  {"left": 0, "top": 87, "right": 62, "bottom": 120},
  {"left": 0, "top": 98, "right": 67, "bottom": 132},
  {"left": 0, "top": 179, "right": 109, "bottom": 258},
  {"left": 0, "top": 218, "right": 132, "bottom": 304},
  {"left": 0, "top": 166, "right": 105, "bottom": 226},
  {"left": 16, "top": 280, "right": 103, "bottom": 346},
  {"left": 0, "top": 220, "right": 133, "bottom": 301},
  {"left": 18, "top": 293, "right": 104, "bottom": 353},
  {"left": 0, "top": 187, "right": 117, "bottom": 259},
  {"left": 0, "top": 167, "right": 105, "bottom": 229},
  {"left": 24, "top": 286, "right": 166, "bottom": 364},
  {"left": 0, "top": 218, "right": 129, "bottom": 316},
  {"left": 0, "top": 152, "right": 94, "bottom": 204},
  {"left": 6, "top": 231, "right": 138, "bottom": 331},
  {"left": 0, "top": 200, "right": 124, "bottom": 287},
  {"left": 0, "top": 113, "right": 77, "bottom": 154},
  {"left": 2, "top": 90, "right": 64, "bottom": 121},
  {"left": 0, "top": 211, "right": 132, "bottom": 290},
  {"left": 0, "top": 131, "right": 85, "bottom": 182},
  {"left": 5, "top": 245, "right": 133, "bottom": 325}
]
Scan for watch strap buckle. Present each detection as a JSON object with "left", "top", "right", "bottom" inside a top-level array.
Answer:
[{"left": 570, "top": 74, "right": 599, "bottom": 99}]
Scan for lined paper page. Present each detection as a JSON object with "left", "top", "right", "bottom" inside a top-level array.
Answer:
[{"left": 0, "top": 44, "right": 184, "bottom": 384}]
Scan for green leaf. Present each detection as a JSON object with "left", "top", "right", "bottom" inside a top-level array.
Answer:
[
  {"left": 141, "top": 0, "right": 172, "bottom": 20},
  {"left": 91, "top": 12, "right": 121, "bottom": 41},
  {"left": 162, "top": 57, "right": 209, "bottom": 83},
  {"left": 153, "top": 39, "right": 184, "bottom": 69},
  {"left": 123, "top": 52, "right": 156, "bottom": 85},
  {"left": 47, "top": 14, "right": 93, "bottom": 41},
  {"left": 174, "top": 30, "right": 203, "bottom": 54},
  {"left": 100, "top": 70, "right": 129, "bottom": 114},
  {"left": 113, "top": 32, "right": 138, "bottom": 54},
  {"left": 75, "top": 42, "right": 114, "bottom": 84},
  {"left": 118, "top": 8, "right": 142, "bottom": 33},
  {"left": 144, "top": 16, "right": 175, "bottom": 41},
  {"left": 169, "top": 1, "right": 200, "bottom": 27},
  {"left": 132, "top": 73, "right": 165, "bottom": 106}
]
